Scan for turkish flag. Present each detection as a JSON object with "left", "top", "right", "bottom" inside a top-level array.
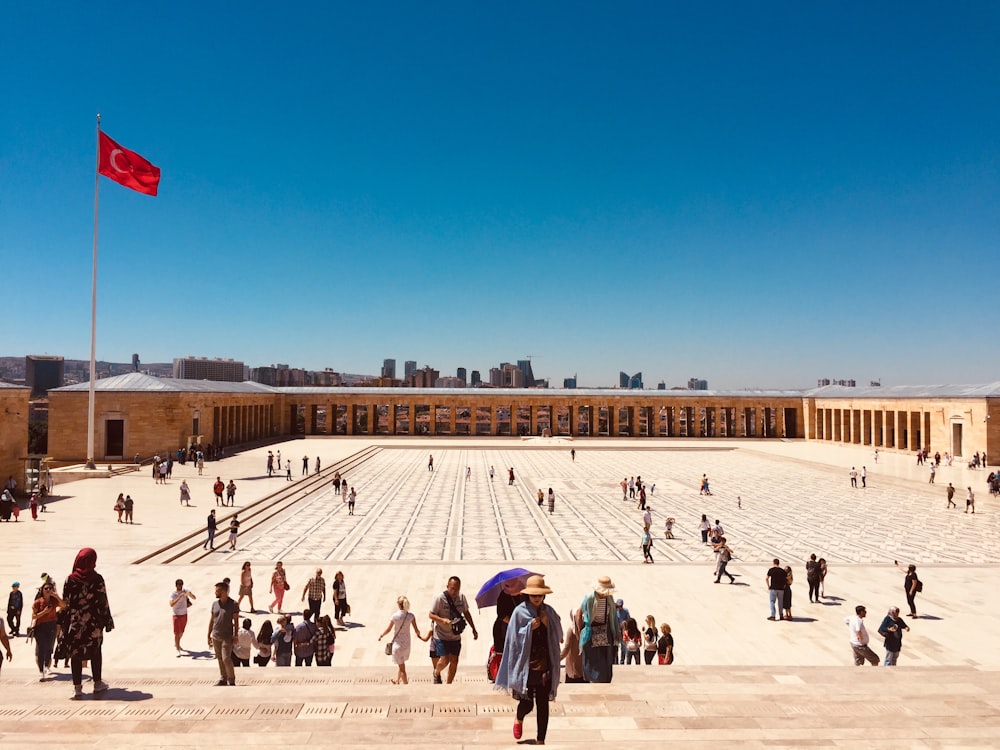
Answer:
[{"left": 98, "top": 131, "right": 160, "bottom": 196}]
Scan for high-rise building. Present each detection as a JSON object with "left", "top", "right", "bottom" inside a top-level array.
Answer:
[
  {"left": 517, "top": 359, "right": 536, "bottom": 386},
  {"left": 382, "top": 359, "right": 397, "bottom": 379},
  {"left": 173, "top": 357, "right": 246, "bottom": 382},
  {"left": 502, "top": 363, "right": 525, "bottom": 388},
  {"left": 619, "top": 371, "right": 643, "bottom": 389},
  {"left": 688, "top": 378, "right": 708, "bottom": 390},
  {"left": 563, "top": 376, "right": 577, "bottom": 389},
  {"left": 404, "top": 361, "right": 417, "bottom": 380},
  {"left": 131, "top": 353, "right": 140, "bottom": 372},
  {"left": 456, "top": 367, "right": 467, "bottom": 385},
  {"left": 410, "top": 366, "right": 440, "bottom": 388},
  {"left": 25, "top": 355, "right": 64, "bottom": 397},
  {"left": 470, "top": 370, "right": 482, "bottom": 387}
]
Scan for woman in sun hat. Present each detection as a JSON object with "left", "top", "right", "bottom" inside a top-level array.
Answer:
[
  {"left": 495, "top": 575, "right": 563, "bottom": 746},
  {"left": 578, "top": 575, "right": 619, "bottom": 683}
]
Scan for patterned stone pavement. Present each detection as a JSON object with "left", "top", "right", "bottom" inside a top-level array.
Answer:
[{"left": 237, "top": 444, "right": 998, "bottom": 566}]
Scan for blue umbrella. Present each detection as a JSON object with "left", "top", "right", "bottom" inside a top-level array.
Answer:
[{"left": 475, "top": 567, "right": 541, "bottom": 609}]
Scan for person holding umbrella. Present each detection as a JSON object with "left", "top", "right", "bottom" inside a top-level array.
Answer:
[
  {"left": 495, "top": 575, "right": 563, "bottom": 746},
  {"left": 474, "top": 568, "right": 536, "bottom": 682}
]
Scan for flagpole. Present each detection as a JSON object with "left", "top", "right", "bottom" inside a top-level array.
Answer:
[{"left": 85, "top": 114, "right": 101, "bottom": 470}]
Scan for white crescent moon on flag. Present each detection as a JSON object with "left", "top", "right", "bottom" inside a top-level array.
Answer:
[{"left": 109, "top": 149, "right": 129, "bottom": 173}]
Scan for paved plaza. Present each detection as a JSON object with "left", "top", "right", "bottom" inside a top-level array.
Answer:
[{"left": 1, "top": 437, "right": 999, "bottom": 746}]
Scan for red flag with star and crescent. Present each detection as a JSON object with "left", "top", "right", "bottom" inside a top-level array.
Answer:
[{"left": 98, "top": 131, "right": 160, "bottom": 196}]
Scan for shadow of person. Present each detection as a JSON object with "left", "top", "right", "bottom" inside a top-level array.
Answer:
[
  {"left": 93, "top": 687, "right": 154, "bottom": 702},
  {"left": 185, "top": 649, "right": 216, "bottom": 660}
]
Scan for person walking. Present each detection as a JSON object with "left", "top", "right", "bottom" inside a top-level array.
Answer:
[
  {"left": 114, "top": 493, "right": 124, "bottom": 523},
  {"left": 213, "top": 477, "right": 225, "bottom": 506},
  {"left": 895, "top": 561, "right": 921, "bottom": 618},
  {"left": 714, "top": 537, "right": 735, "bottom": 583},
  {"left": 642, "top": 615, "right": 658, "bottom": 664},
  {"left": 62, "top": 548, "right": 114, "bottom": 698},
  {"left": 560, "top": 608, "right": 585, "bottom": 683},
  {"left": 508, "top": 467, "right": 515, "bottom": 485},
  {"left": 766, "top": 559, "right": 787, "bottom": 621},
  {"left": 236, "top": 561, "right": 254, "bottom": 613},
  {"left": 204, "top": 509, "right": 217, "bottom": 550},
  {"left": 579, "top": 575, "right": 619, "bottom": 683},
  {"left": 231, "top": 618, "right": 259, "bottom": 667},
  {"left": 806, "top": 554, "right": 821, "bottom": 603},
  {"left": 547, "top": 487, "right": 555, "bottom": 515},
  {"left": 315, "top": 456, "right": 321, "bottom": 474},
  {"left": 208, "top": 579, "right": 239, "bottom": 685},
  {"left": 312, "top": 614, "right": 337, "bottom": 666},
  {"left": 0, "top": 616, "right": 12, "bottom": 675},
  {"left": 123, "top": 494, "right": 134, "bottom": 524},
  {"left": 378, "top": 595, "right": 428, "bottom": 684},
  {"left": 782, "top": 565, "right": 794, "bottom": 620},
  {"left": 656, "top": 622, "right": 674, "bottom": 665},
  {"left": 270, "top": 616, "right": 293, "bottom": 666},
  {"left": 7, "top": 582, "right": 23, "bottom": 637},
  {"left": 179, "top": 480, "right": 191, "bottom": 506},
  {"left": 698, "top": 514, "right": 710, "bottom": 544},
  {"left": 253, "top": 621, "right": 273, "bottom": 666},
  {"left": 333, "top": 571, "right": 349, "bottom": 625},
  {"left": 31, "top": 580, "right": 63, "bottom": 680},
  {"left": 285, "top": 460, "right": 292, "bottom": 481},
  {"left": 495, "top": 575, "right": 563, "bottom": 747},
  {"left": 269, "top": 562, "right": 288, "bottom": 614},
  {"left": 428, "top": 454, "right": 434, "bottom": 471},
  {"left": 169, "top": 579, "right": 196, "bottom": 656},
  {"left": 301, "top": 568, "right": 326, "bottom": 619},
  {"left": 966, "top": 486, "right": 975, "bottom": 513},
  {"left": 641, "top": 525, "right": 654, "bottom": 564},
  {"left": 846, "top": 605, "right": 879, "bottom": 666},
  {"left": 429, "top": 575, "right": 478, "bottom": 684},
  {"left": 347, "top": 487, "right": 356, "bottom": 515},
  {"left": 228, "top": 515, "right": 240, "bottom": 550},
  {"left": 226, "top": 480, "right": 237, "bottom": 506},
  {"left": 946, "top": 483, "right": 957, "bottom": 508},
  {"left": 877, "top": 606, "right": 910, "bottom": 666},
  {"left": 292, "top": 610, "right": 318, "bottom": 666}
]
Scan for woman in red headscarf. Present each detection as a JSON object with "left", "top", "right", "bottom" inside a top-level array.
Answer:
[{"left": 61, "top": 548, "right": 114, "bottom": 699}]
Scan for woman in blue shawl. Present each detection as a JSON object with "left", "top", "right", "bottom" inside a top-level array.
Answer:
[
  {"left": 495, "top": 575, "right": 563, "bottom": 746},
  {"left": 578, "top": 575, "right": 619, "bottom": 682}
]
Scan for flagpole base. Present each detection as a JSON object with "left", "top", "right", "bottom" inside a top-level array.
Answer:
[{"left": 85, "top": 459, "right": 96, "bottom": 470}]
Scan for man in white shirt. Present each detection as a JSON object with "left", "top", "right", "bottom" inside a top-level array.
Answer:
[{"left": 846, "top": 605, "right": 878, "bottom": 666}]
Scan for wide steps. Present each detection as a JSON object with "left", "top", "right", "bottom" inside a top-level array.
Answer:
[{"left": 1, "top": 664, "right": 999, "bottom": 748}]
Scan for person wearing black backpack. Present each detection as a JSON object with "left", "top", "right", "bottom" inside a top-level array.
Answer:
[{"left": 895, "top": 561, "right": 922, "bottom": 618}]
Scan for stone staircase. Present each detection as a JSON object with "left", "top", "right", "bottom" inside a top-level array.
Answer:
[{"left": 1, "top": 663, "right": 998, "bottom": 748}]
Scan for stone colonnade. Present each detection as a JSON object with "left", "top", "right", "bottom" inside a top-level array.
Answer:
[{"left": 283, "top": 393, "right": 804, "bottom": 439}]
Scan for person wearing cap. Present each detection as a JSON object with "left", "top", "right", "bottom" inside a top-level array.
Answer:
[
  {"left": 7, "top": 582, "right": 22, "bottom": 637},
  {"left": 579, "top": 576, "right": 619, "bottom": 683},
  {"left": 495, "top": 575, "right": 563, "bottom": 746}
]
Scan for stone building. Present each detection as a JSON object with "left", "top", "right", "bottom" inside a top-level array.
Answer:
[
  {"left": 44, "top": 374, "right": 999, "bottom": 466},
  {"left": 0, "top": 382, "right": 30, "bottom": 487}
]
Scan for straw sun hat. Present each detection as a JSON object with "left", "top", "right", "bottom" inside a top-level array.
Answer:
[
  {"left": 521, "top": 575, "right": 553, "bottom": 596},
  {"left": 594, "top": 575, "right": 615, "bottom": 595}
]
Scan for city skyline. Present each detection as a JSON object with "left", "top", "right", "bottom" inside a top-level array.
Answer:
[{"left": 3, "top": 2, "right": 998, "bottom": 389}]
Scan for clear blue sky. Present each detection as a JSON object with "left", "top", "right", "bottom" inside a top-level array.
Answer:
[{"left": 2, "top": 1, "right": 997, "bottom": 389}]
